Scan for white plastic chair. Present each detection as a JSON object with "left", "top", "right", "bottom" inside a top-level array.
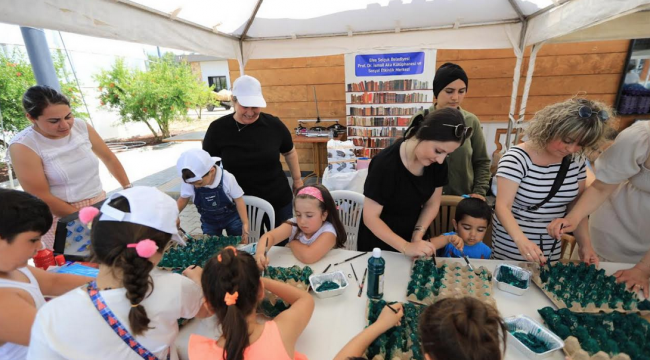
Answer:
[
  {"left": 243, "top": 195, "right": 275, "bottom": 244},
  {"left": 331, "top": 190, "right": 364, "bottom": 251}
]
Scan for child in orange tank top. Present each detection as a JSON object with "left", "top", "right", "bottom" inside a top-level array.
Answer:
[{"left": 188, "top": 247, "right": 314, "bottom": 360}]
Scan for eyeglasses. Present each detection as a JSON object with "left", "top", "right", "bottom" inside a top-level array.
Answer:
[
  {"left": 578, "top": 106, "right": 609, "bottom": 122},
  {"left": 443, "top": 124, "right": 473, "bottom": 140}
]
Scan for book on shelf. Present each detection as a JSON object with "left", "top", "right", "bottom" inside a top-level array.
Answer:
[
  {"left": 350, "top": 137, "right": 399, "bottom": 149},
  {"left": 349, "top": 106, "right": 424, "bottom": 116},
  {"left": 348, "top": 127, "right": 406, "bottom": 138},
  {"left": 347, "top": 79, "right": 429, "bottom": 92},
  {"left": 350, "top": 92, "right": 428, "bottom": 104},
  {"left": 347, "top": 116, "right": 411, "bottom": 127}
]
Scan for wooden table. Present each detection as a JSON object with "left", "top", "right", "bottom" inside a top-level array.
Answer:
[
  {"left": 176, "top": 247, "right": 642, "bottom": 360},
  {"left": 162, "top": 131, "right": 206, "bottom": 143},
  {"left": 292, "top": 134, "right": 341, "bottom": 181}
]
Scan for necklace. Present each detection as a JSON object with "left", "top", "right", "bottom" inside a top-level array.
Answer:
[{"left": 234, "top": 119, "right": 250, "bottom": 132}]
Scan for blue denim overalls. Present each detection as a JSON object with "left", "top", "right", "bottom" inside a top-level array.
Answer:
[{"left": 193, "top": 166, "right": 242, "bottom": 236}]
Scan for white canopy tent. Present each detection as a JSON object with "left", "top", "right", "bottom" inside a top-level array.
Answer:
[{"left": 2, "top": 0, "right": 650, "bottom": 146}]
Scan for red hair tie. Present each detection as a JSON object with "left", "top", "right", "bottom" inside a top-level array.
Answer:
[{"left": 79, "top": 207, "right": 100, "bottom": 229}]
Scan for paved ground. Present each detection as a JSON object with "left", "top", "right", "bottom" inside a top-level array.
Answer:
[{"left": 1, "top": 106, "right": 320, "bottom": 237}]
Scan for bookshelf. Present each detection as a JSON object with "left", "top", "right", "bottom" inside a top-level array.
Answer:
[
  {"left": 346, "top": 82, "right": 430, "bottom": 157},
  {"left": 344, "top": 50, "right": 436, "bottom": 158}
]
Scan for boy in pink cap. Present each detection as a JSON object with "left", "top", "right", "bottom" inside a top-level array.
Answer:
[{"left": 176, "top": 148, "right": 249, "bottom": 242}]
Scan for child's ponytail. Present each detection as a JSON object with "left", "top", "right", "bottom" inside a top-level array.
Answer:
[
  {"left": 121, "top": 251, "right": 155, "bottom": 335},
  {"left": 89, "top": 196, "right": 172, "bottom": 336},
  {"left": 418, "top": 297, "right": 506, "bottom": 360},
  {"left": 202, "top": 247, "right": 261, "bottom": 360}
]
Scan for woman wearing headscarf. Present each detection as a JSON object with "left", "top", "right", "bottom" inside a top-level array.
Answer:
[{"left": 410, "top": 62, "right": 491, "bottom": 199}]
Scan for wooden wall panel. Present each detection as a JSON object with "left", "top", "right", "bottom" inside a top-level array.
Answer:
[{"left": 228, "top": 40, "right": 631, "bottom": 172}]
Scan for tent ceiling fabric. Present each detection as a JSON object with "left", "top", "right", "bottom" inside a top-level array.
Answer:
[{"left": 1, "top": 0, "right": 650, "bottom": 63}]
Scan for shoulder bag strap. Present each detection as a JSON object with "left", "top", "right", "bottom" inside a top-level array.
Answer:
[
  {"left": 527, "top": 155, "right": 572, "bottom": 211},
  {"left": 86, "top": 281, "right": 169, "bottom": 360}
]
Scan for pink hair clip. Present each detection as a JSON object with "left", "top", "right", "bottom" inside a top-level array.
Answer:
[
  {"left": 297, "top": 186, "right": 324, "bottom": 202},
  {"left": 127, "top": 239, "right": 159, "bottom": 258},
  {"left": 79, "top": 207, "right": 100, "bottom": 229}
]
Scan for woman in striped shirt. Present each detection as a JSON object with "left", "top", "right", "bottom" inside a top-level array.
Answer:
[{"left": 493, "top": 98, "right": 611, "bottom": 263}]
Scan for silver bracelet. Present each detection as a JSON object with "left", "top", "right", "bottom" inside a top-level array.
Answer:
[{"left": 123, "top": 183, "right": 133, "bottom": 189}]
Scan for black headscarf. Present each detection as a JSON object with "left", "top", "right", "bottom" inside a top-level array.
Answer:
[{"left": 433, "top": 63, "right": 469, "bottom": 99}]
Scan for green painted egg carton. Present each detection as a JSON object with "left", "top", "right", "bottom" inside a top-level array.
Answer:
[
  {"left": 406, "top": 259, "right": 495, "bottom": 306},
  {"left": 259, "top": 265, "right": 313, "bottom": 318},
  {"left": 365, "top": 299, "right": 424, "bottom": 360},
  {"left": 538, "top": 306, "right": 650, "bottom": 360},
  {"left": 157, "top": 235, "right": 241, "bottom": 272},
  {"left": 522, "top": 262, "right": 650, "bottom": 314}
]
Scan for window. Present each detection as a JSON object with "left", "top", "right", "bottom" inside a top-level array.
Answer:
[{"left": 208, "top": 76, "right": 228, "bottom": 92}]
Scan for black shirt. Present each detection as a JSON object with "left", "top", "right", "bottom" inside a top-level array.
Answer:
[
  {"left": 202, "top": 112, "right": 294, "bottom": 209},
  {"left": 357, "top": 139, "right": 449, "bottom": 252}
]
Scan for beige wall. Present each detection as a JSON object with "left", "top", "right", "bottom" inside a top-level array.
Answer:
[{"left": 228, "top": 40, "right": 632, "bottom": 171}]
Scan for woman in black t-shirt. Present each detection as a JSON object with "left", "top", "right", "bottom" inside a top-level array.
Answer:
[
  {"left": 358, "top": 108, "right": 471, "bottom": 256},
  {"left": 203, "top": 76, "right": 303, "bottom": 227}
]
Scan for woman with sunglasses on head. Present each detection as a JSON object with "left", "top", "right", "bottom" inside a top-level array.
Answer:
[
  {"left": 409, "top": 63, "right": 491, "bottom": 200},
  {"left": 493, "top": 98, "right": 611, "bottom": 264},
  {"left": 548, "top": 119, "right": 650, "bottom": 298},
  {"left": 357, "top": 108, "right": 471, "bottom": 256}
]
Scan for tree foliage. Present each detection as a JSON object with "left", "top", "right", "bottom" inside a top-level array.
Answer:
[
  {"left": 0, "top": 48, "right": 86, "bottom": 135},
  {"left": 95, "top": 53, "right": 212, "bottom": 141}
]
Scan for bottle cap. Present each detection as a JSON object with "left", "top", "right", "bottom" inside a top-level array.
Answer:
[
  {"left": 372, "top": 248, "right": 381, "bottom": 258},
  {"left": 55, "top": 254, "right": 66, "bottom": 266}
]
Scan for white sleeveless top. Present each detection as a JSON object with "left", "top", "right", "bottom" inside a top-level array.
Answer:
[
  {"left": 7, "top": 120, "right": 103, "bottom": 202},
  {"left": 0, "top": 267, "right": 46, "bottom": 360}
]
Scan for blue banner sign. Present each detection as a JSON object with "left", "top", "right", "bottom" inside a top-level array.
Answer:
[{"left": 355, "top": 52, "right": 425, "bottom": 77}]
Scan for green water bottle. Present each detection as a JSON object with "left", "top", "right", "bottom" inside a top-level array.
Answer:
[{"left": 367, "top": 247, "right": 385, "bottom": 299}]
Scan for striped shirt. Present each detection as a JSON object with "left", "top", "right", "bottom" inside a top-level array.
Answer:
[{"left": 492, "top": 147, "right": 586, "bottom": 261}]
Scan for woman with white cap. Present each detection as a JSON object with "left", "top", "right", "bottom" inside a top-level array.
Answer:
[{"left": 203, "top": 75, "right": 303, "bottom": 227}]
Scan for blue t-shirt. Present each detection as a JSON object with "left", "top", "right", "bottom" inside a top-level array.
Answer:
[{"left": 442, "top": 239, "right": 492, "bottom": 259}]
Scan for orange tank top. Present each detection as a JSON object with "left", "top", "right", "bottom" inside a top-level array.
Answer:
[{"left": 188, "top": 321, "right": 308, "bottom": 360}]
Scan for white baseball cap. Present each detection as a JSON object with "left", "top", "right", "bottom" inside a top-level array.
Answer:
[
  {"left": 232, "top": 75, "right": 267, "bottom": 108},
  {"left": 176, "top": 148, "right": 221, "bottom": 183},
  {"left": 99, "top": 186, "right": 185, "bottom": 245}
]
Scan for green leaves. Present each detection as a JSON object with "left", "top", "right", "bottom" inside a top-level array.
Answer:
[
  {"left": 0, "top": 49, "right": 86, "bottom": 133},
  {"left": 94, "top": 53, "right": 212, "bottom": 140}
]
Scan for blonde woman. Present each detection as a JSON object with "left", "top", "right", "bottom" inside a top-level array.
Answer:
[{"left": 493, "top": 98, "right": 611, "bottom": 263}]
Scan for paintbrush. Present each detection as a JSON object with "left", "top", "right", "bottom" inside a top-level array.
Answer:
[
  {"left": 386, "top": 302, "right": 399, "bottom": 314},
  {"left": 262, "top": 237, "right": 269, "bottom": 277},
  {"left": 179, "top": 227, "right": 195, "bottom": 242},
  {"left": 350, "top": 263, "right": 360, "bottom": 287},
  {"left": 357, "top": 268, "right": 368, "bottom": 297},
  {"left": 547, "top": 224, "right": 563, "bottom": 266},
  {"left": 333, "top": 252, "right": 368, "bottom": 266},
  {"left": 322, "top": 264, "right": 332, "bottom": 273}
]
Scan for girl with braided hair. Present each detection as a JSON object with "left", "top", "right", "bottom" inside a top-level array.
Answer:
[
  {"left": 28, "top": 187, "right": 208, "bottom": 360},
  {"left": 189, "top": 247, "right": 314, "bottom": 360}
]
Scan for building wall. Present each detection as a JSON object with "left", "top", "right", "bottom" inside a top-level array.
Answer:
[
  {"left": 228, "top": 40, "right": 634, "bottom": 172},
  {"left": 200, "top": 61, "right": 231, "bottom": 90}
]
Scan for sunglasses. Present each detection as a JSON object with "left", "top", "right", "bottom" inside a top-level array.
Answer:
[
  {"left": 578, "top": 106, "right": 609, "bottom": 122},
  {"left": 442, "top": 124, "right": 473, "bottom": 140}
]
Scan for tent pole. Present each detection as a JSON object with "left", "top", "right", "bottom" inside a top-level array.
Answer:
[
  {"left": 20, "top": 27, "right": 60, "bottom": 91},
  {"left": 513, "top": 42, "right": 544, "bottom": 144},
  {"left": 504, "top": 19, "right": 527, "bottom": 151}
]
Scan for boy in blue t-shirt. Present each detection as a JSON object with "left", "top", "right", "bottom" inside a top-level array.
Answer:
[{"left": 433, "top": 197, "right": 492, "bottom": 259}]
